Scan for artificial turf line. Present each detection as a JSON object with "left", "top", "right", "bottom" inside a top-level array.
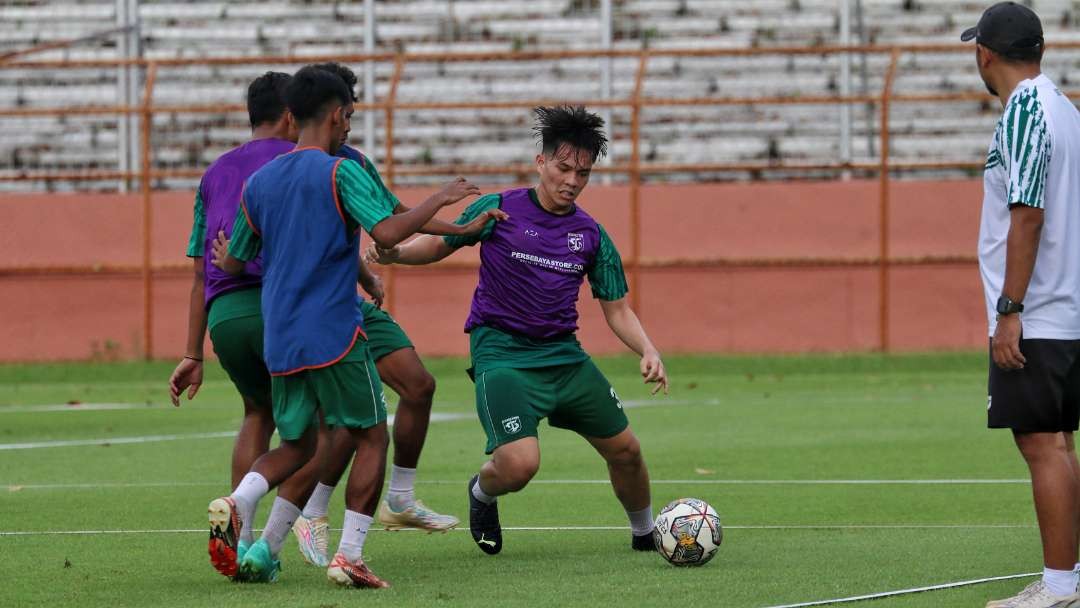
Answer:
[{"left": 761, "top": 572, "right": 1041, "bottom": 608}]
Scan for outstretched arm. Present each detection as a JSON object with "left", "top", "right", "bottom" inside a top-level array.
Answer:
[
  {"left": 367, "top": 234, "right": 457, "bottom": 266},
  {"left": 365, "top": 177, "right": 480, "bottom": 248},
  {"left": 599, "top": 298, "right": 668, "bottom": 395}
]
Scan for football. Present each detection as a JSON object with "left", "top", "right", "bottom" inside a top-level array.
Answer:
[{"left": 652, "top": 498, "right": 723, "bottom": 566}]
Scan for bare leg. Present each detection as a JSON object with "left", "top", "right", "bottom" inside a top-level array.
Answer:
[
  {"left": 344, "top": 422, "right": 390, "bottom": 515},
  {"left": 1066, "top": 432, "right": 1080, "bottom": 565},
  {"left": 376, "top": 348, "right": 436, "bottom": 469},
  {"left": 249, "top": 423, "right": 318, "bottom": 488},
  {"left": 230, "top": 395, "right": 275, "bottom": 490},
  {"left": 1015, "top": 431, "right": 1080, "bottom": 571},
  {"left": 477, "top": 437, "right": 541, "bottom": 497},
  {"left": 585, "top": 428, "right": 651, "bottom": 512}
]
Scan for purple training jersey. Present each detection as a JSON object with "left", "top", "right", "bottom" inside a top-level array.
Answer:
[
  {"left": 465, "top": 187, "right": 602, "bottom": 339},
  {"left": 199, "top": 137, "right": 294, "bottom": 306}
]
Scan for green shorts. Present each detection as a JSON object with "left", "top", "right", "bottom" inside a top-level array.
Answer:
[
  {"left": 474, "top": 359, "right": 628, "bottom": 454},
  {"left": 360, "top": 301, "right": 414, "bottom": 361},
  {"left": 208, "top": 290, "right": 270, "bottom": 406},
  {"left": 270, "top": 339, "right": 388, "bottom": 441}
]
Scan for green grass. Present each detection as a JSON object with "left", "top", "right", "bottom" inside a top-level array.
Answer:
[{"left": 0, "top": 353, "right": 1047, "bottom": 607}]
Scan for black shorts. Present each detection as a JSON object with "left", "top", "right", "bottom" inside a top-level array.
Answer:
[{"left": 987, "top": 338, "right": 1080, "bottom": 433}]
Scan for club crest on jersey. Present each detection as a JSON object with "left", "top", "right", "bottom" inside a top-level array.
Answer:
[
  {"left": 502, "top": 416, "right": 522, "bottom": 434},
  {"left": 567, "top": 232, "right": 584, "bottom": 253}
]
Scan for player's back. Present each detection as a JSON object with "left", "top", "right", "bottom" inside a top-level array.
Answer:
[
  {"left": 241, "top": 147, "right": 363, "bottom": 373},
  {"left": 200, "top": 137, "right": 294, "bottom": 303}
]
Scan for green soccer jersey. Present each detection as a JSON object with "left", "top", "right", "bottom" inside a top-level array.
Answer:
[
  {"left": 186, "top": 188, "right": 206, "bottom": 257},
  {"left": 228, "top": 157, "right": 396, "bottom": 262}
]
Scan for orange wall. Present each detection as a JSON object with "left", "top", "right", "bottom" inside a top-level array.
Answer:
[{"left": 0, "top": 179, "right": 987, "bottom": 362}]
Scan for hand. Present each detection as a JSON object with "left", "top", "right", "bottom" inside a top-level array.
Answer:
[
  {"left": 438, "top": 177, "right": 482, "bottom": 207},
  {"left": 458, "top": 208, "right": 510, "bottom": 236},
  {"left": 992, "top": 314, "right": 1026, "bottom": 370},
  {"left": 641, "top": 350, "right": 668, "bottom": 395},
  {"left": 365, "top": 242, "right": 401, "bottom": 265},
  {"left": 168, "top": 357, "right": 204, "bottom": 406},
  {"left": 210, "top": 230, "right": 230, "bottom": 271},
  {"left": 360, "top": 273, "right": 385, "bottom": 308}
]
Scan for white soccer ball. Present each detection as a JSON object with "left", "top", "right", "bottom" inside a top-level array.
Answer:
[{"left": 652, "top": 497, "right": 723, "bottom": 566}]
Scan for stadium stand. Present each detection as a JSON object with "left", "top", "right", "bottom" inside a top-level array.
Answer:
[{"left": 2, "top": 0, "right": 1079, "bottom": 190}]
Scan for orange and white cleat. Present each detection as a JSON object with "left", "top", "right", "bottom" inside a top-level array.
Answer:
[
  {"left": 207, "top": 496, "right": 242, "bottom": 578},
  {"left": 326, "top": 553, "right": 390, "bottom": 589}
]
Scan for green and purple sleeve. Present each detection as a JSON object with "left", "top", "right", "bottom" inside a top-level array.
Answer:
[
  {"left": 443, "top": 194, "right": 502, "bottom": 249},
  {"left": 185, "top": 186, "right": 207, "bottom": 257},
  {"left": 587, "top": 225, "right": 629, "bottom": 301}
]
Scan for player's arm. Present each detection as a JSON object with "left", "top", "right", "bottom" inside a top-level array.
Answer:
[
  {"left": 591, "top": 225, "right": 668, "bottom": 394},
  {"left": 357, "top": 256, "right": 384, "bottom": 308},
  {"left": 211, "top": 204, "right": 260, "bottom": 275},
  {"left": 993, "top": 98, "right": 1051, "bottom": 371},
  {"left": 338, "top": 159, "right": 479, "bottom": 248},
  {"left": 169, "top": 189, "right": 208, "bottom": 406},
  {"left": 368, "top": 193, "right": 503, "bottom": 266}
]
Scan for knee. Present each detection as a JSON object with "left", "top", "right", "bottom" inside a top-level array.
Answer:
[
  {"left": 605, "top": 436, "right": 643, "bottom": 469},
  {"left": 499, "top": 456, "right": 540, "bottom": 493},
  {"left": 399, "top": 371, "right": 436, "bottom": 405},
  {"left": 1015, "top": 432, "right": 1068, "bottom": 463}
]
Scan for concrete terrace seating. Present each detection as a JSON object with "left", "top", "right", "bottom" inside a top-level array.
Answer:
[{"left": 2, "top": 0, "right": 1079, "bottom": 190}]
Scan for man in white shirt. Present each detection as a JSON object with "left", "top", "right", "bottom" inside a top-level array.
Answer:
[{"left": 968, "top": 3, "right": 1080, "bottom": 607}]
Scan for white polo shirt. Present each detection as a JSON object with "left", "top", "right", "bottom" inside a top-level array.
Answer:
[{"left": 978, "top": 73, "right": 1080, "bottom": 339}]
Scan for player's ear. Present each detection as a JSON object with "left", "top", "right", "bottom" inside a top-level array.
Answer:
[{"left": 535, "top": 153, "right": 545, "bottom": 172}]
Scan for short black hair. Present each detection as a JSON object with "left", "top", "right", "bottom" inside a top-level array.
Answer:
[
  {"left": 312, "top": 62, "right": 358, "bottom": 102},
  {"left": 533, "top": 105, "right": 608, "bottom": 162},
  {"left": 286, "top": 65, "right": 353, "bottom": 125},
  {"left": 246, "top": 71, "right": 291, "bottom": 128}
]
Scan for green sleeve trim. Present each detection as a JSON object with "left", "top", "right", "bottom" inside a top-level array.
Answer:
[
  {"left": 1002, "top": 89, "right": 1051, "bottom": 209},
  {"left": 443, "top": 194, "right": 502, "bottom": 249},
  {"left": 336, "top": 158, "right": 396, "bottom": 233},
  {"left": 185, "top": 186, "right": 207, "bottom": 257},
  {"left": 227, "top": 205, "right": 261, "bottom": 263},
  {"left": 588, "top": 224, "right": 629, "bottom": 301}
]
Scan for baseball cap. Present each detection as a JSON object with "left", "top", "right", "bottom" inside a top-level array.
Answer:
[{"left": 960, "top": 2, "right": 1044, "bottom": 58}]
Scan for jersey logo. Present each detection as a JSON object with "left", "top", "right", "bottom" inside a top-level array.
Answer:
[
  {"left": 502, "top": 416, "right": 522, "bottom": 434},
  {"left": 568, "top": 232, "right": 584, "bottom": 252},
  {"left": 611, "top": 387, "right": 623, "bottom": 409}
]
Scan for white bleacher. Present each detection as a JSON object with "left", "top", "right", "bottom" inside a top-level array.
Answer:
[{"left": 2, "top": 0, "right": 1079, "bottom": 190}]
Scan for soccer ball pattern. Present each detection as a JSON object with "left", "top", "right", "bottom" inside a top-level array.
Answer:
[{"left": 652, "top": 498, "right": 722, "bottom": 566}]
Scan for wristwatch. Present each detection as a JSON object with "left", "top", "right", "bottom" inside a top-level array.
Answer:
[{"left": 996, "top": 295, "right": 1024, "bottom": 315}]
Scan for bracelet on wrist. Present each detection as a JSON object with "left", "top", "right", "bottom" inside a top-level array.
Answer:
[{"left": 184, "top": 355, "right": 203, "bottom": 362}]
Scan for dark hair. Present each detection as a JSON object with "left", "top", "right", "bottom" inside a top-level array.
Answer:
[
  {"left": 312, "top": 62, "right": 358, "bottom": 102},
  {"left": 533, "top": 105, "right": 608, "bottom": 162},
  {"left": 286, "top": 65, "right": 353, "bottom": 125},
  {"left": 246, "top": 71, "right": 291, "bottom": 128}
]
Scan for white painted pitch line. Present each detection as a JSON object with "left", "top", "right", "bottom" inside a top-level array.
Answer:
[
  {"left": 0, "top": 412, "right": 472, "bottom": 450},
  {"left": 0, "top": 524, "right": 1037, "bottom": 537},
  {"left": 4, "top": 478, "right": 1033, "bottom": 490},
  {"left": 761, "top": 571, "right": 1040, "bottom": 608}
]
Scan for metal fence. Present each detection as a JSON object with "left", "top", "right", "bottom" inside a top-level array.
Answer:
[{"left": 4, "top": 43, "right": 1079, "bottom": 357}]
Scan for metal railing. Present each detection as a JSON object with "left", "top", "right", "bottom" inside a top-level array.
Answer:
[{"left": 5, "top": 43, "right": 1079, "bottom": 357}]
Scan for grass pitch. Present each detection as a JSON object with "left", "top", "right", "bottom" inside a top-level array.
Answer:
[{"left": 0, "top": 353, "right": 1043, "bottom": 607}]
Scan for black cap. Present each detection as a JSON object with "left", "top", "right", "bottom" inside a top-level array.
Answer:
[{"left": 961, "top": 2, "right": 1044, "bottom": 58}]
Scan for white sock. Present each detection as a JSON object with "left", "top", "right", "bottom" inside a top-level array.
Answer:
[
  {"left": 231, "top": 472, "right": 269, "bottom": 543},
  {"left": 338, "top": 510, "right": 374, "bottom": 562},
  {"left": 387, "top": 465, "right": 417, "bottom": 510},
  {"left": 1074, "top": 562, "right": 1080, "bottom": 574},
  {"left": 626, "top": 505, "right": 654, "bottom": 536},
  {"left": 471, "top": 478, "right": 496, "bottom": 505},
  {"left": 1043, "top": 566, "right": 1079, "bottom": 596},
  {"left": 301, "top": 483, "right": 335, "bottom": 519},
  {"left": 260, "top": 496, "right": 301, "bottom": 555}
]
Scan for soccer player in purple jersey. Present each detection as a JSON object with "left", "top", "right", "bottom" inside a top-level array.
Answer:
[
  {"left": 370, "top": 106, "right": 669, "bottom": 555},
  {"left": 168, "top": 71, "right": 296, "bottom": 494}
]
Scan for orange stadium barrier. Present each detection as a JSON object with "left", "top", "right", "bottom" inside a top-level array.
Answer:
[{"left": 4, "top": 44, "right": 1072, "bottom": 361}]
